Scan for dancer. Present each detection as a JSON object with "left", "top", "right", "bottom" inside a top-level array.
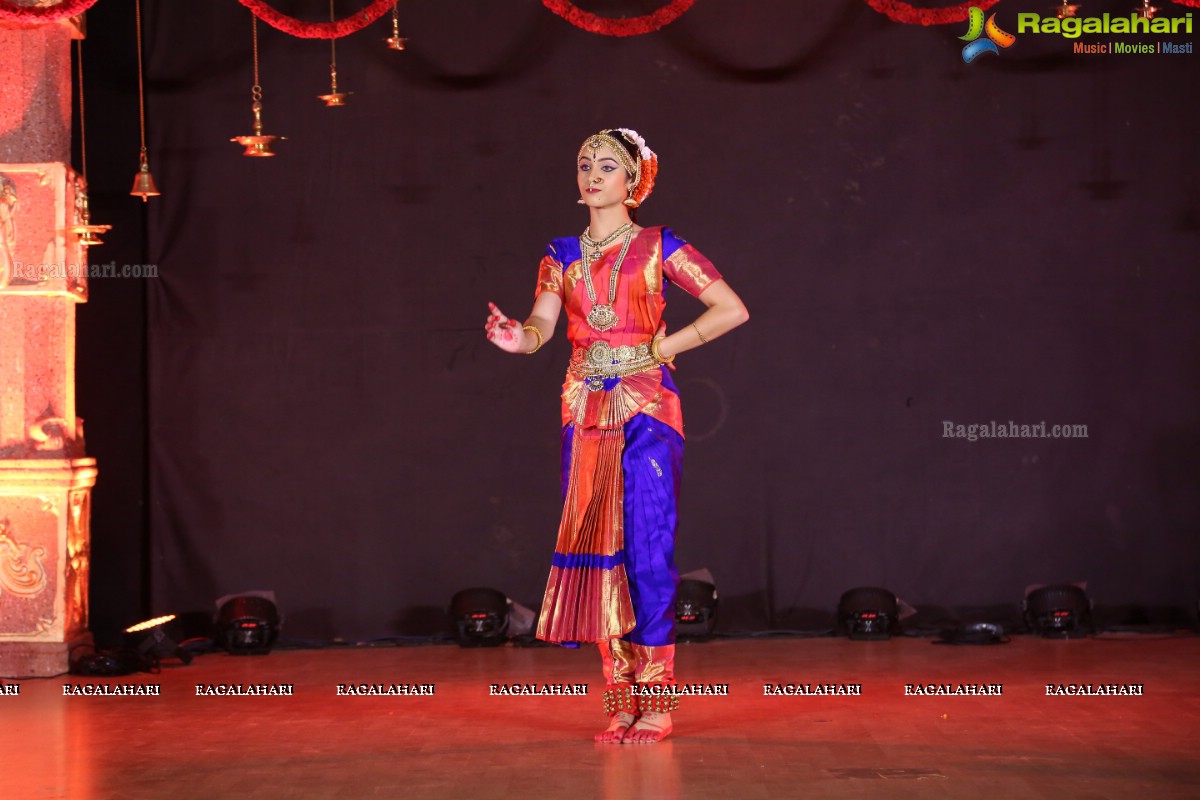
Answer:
[{"left": 485, "top": 129, "right": 747, "bottom": 743}]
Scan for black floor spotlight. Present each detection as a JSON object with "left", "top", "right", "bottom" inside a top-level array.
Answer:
[
  {"left": 676, "top": 575, "right": 719, "bottom": 640},
  {"left": 125, "top": 614, "right": 193, "bottom": 666},
  {"left": 71, "top": 615, "right": 189, "bottom": 675},
  {"left": 838, "top": 587, "right": 900, "bottom": 641},
  {"left": 215, "top": 593, "right": 281, "bottom": 655},
  {"left": 450, "top": 588, "right": 509, "bottom": 647},
  {"left": 1024, "top": 583, "right": 1091, "bottom": 638}
]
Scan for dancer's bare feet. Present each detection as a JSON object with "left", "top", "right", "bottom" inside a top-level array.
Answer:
[
  {"left": 621, "top": 711, "right": 672, "bottom": 744},
  {"left": 595, "top": 711, "right": 636, "bottom": 743}
]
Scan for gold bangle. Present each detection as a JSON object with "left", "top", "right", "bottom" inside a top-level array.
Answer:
[
  {"left": 651, "top": 336, "right": 675, "bottom": 364},
  {"left": 522, "top": 324, "right": 543, "bottom": 354},
  {"left": 692, "top": 322, "right": 709, "bottom": 344}
]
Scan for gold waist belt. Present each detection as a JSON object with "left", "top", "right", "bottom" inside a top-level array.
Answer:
[{"left": 570, "top": 341, "right": 658, "bottom": 382}]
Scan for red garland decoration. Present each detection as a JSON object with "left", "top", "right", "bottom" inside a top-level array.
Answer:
[
  {"left": 862, "top": 0, "right": 1003, "bottom": 26},
  {"left": 542, "top": 0, "right": 695, "bottom": 37},
  {"left": 0, "top": 0, "right": 100, "bottom": 22},
  {"left": 236, "top": 0, "right": 395, "bottom": 40},
  {"left": 1170, "top": 0, "right": 1200, "bottom": 7},
  {"left": 633, "top": 153, "right": 658, "bottom": 206}
]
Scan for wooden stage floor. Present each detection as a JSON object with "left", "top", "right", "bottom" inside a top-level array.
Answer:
[{"left": 3, "top": 635, "right": 1199, "bottom": 799}]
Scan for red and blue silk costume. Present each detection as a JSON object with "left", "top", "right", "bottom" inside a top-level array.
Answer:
[{"left": 532, "top": 226, "right": 721, "bottom": 709}]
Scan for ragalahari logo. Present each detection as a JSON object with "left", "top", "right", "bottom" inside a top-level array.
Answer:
[{"left": 960, "top": 7, "right": 1016, "bottom": 63}]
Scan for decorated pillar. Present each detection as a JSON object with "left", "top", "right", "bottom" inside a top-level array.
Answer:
[{"left": 0, "top": 7, "right": 96, "bottom": 676}]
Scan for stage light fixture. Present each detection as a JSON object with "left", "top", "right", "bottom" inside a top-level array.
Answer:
[
  {"left": 675, "top": 579, "right": 718, "bottom": 640},
  {"left": 70, "top": 648, "right": 149, "bottom": 677},
  {"left": 838, "top": 587, "right": 900, "bottom": 641},
  {"left": 450, "top": 588, "right": 510, "bottom": 647},
  {"left": 216, "top": 595, "right": 281, "bottom": 655},
  {"left": 125, "top": 614, "right": 193, "bottom": 665},
  {"left": 1024, "top": 584, "right": 1091, "bottom": 638}
]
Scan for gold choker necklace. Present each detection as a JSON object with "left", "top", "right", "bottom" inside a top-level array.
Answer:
[{"left": 581, "top": 223, "right": 633, "bottom": 263}]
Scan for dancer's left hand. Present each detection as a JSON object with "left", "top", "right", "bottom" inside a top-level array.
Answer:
[{"left": 654, "top": 321, "right": 676, "bottom": 370}]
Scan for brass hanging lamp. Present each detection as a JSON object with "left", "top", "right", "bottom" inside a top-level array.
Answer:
[
  {"left": 231, "top": 14, "right": 285, "bottom": 157},
  {"left": 1054, "top": 1, "right": 1081, "bottom": 19},
  {"left": 71, "top": 39, "right": 112, "bottom": 246},
  {"left": 386, "top": 2, "right": 407, "bottom": 50},
  {"left": 129, "top": 0, "right": 160, "bottom": 201},
  {"left": 318, "top": 1, "right": 351, "bottom": 106}
]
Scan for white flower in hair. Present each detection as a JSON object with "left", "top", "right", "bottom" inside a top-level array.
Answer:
[{"left": 616, "top": 128, "right": 655, "bottom": 161}]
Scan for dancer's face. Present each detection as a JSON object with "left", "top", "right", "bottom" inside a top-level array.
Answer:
[{"left": 577, "top": 144, "right": 632, "bottom": 209}]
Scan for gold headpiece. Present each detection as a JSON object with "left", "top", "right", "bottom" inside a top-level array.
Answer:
[
  {"left": 578, "top": 128, "right": 658, "bottom": 207},
  {"left": 579, "top": 131, "right": 638, "bottom": 180}
]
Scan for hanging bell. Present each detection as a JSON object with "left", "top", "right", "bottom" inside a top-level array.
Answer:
[{"left": 130, "top": 156, "right": 160, "bottom": 202}]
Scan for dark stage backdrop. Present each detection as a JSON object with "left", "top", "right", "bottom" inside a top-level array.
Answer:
[{"left": 79, "top": 1, "right": 1199, "bottom": 642}]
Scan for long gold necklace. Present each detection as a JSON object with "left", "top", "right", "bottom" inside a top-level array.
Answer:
[{"left": 580, "top": 226, "right": 633, "bottom": 332}]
